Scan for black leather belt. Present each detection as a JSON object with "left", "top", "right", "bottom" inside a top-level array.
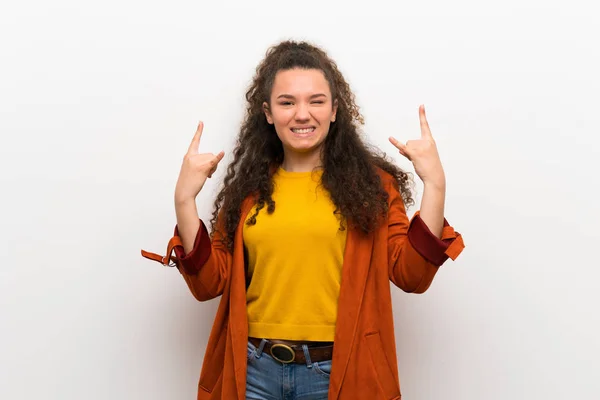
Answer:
[{"left": 248, "top": 337, "right": 334, "bottom": 364}]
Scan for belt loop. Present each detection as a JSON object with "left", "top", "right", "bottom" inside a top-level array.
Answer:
[
  {"left": 302, "top": 344, "right": 313, "bottom": 368},
  {"left": 256, "top": 339, "right": 267, "bottom": 357}
]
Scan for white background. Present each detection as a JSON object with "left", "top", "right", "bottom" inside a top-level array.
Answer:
[{"left": 1, "top": 0, "right": 599, "bottom": 399}]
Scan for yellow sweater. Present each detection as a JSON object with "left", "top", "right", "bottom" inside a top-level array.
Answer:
[{"left": 243, "top": 167, "right": 347, "bottom": 341}]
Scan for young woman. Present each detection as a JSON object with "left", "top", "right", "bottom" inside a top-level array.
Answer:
[{"left": 142, "top": 40, "right": 465, "bottom": 400}]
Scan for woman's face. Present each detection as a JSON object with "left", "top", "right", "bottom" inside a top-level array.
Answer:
[{"left": 263, "top": 68, "right": 337, "bottom": 157}]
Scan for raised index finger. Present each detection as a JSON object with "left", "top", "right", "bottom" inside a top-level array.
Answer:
[
  {"left": 187, "top": 121, "right": 204, "bottom": 154},
  {"left": 419, "top": 105, "right": 433, "bottom": 139}
]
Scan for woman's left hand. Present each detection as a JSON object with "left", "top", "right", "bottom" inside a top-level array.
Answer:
[{"left": 389, "top": 105, "right": 446, "bottom": 188}]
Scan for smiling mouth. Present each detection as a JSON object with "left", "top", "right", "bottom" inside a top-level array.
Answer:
[{"left": 291, "top": 127, "right": 316, "bottom": 134}]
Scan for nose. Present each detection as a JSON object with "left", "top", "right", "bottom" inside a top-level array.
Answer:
[{"left": 294, "top": 103, "right": 310, "bottom": 121}]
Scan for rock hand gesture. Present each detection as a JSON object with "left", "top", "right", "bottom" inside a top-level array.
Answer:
[
  {"left": 388, "top": 105, "right": 446, "bottom": 189},
  {"left": 174, "top": 121, "right": 224, "bottom": 253},
  {"left": 174, "top": 121, "right": 225, "bottom": 204},
  {"left": 388, "top": 105, "right": 447, "bottom": 238}
]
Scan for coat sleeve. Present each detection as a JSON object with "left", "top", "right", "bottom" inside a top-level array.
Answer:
[
  {"left": 171, "top": 218, "right": 231, "bottom": 302},
  {"left": 386, "top": 177, "right": 465, "bottom": 293},
  {"left": 140, "top": 214, "right": 231, "bottom": 302}
]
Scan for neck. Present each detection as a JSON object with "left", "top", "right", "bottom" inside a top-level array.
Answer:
[{"left": 280, "top": 147, "right": 323, "bottom": 172}]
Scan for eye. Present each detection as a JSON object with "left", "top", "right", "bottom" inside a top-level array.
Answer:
[
  {"left": 279, "top": 101, "right": 293, "bottom": 106},
  {"left": 312, "top": 101, "right": 325, "bottom": 104}
]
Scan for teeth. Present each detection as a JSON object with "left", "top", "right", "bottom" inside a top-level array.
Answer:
[{"left": 292, "top": 128, "right": 314, "bottom": 133}]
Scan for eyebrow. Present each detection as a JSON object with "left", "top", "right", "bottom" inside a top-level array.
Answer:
[{"left": 276, "top": 93, "right": 328, "bottom": 100}]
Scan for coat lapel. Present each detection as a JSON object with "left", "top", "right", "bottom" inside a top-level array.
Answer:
[
  {"left": 229, "top": 198, "right": 254, "bottom": 399},
  {"left": 329, "top": 226, "right": 374, "bottom": 400}
]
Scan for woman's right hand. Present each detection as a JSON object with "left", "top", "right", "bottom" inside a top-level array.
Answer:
[{"left": 174, "top": 121, "right": 224, "bottom": 204}]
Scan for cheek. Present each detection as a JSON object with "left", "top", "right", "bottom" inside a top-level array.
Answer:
[
  {"left": 315, "top": 107, "right": 335, "bottom": 121},
  {"left": 271, "top": 107, "right": 335, "bottom": 127},
  {"left": 271, "top": 113, "right": 292, "bottom": 140},
  {"left": 271, "top": 109, "right": 293, "bottom": 126}
]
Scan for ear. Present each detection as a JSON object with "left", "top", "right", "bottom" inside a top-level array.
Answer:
[
  {"left": 263, "top": 102, "right": 274, "bottom": 124},
  {"left": 331, "top": 99, "right": 338, "bottom": 122}
]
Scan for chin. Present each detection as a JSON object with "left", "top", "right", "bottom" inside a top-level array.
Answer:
[{"left": 285, "top": 140, "right": 324, "bottom": 154}]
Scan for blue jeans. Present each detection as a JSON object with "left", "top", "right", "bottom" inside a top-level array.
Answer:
[{"left": 246, "top": 339, "right": 332, "bottom": 400}]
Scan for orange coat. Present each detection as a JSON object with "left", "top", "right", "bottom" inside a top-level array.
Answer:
[{"left": 142, "top": 170, "right": 465, "bottom": 399}]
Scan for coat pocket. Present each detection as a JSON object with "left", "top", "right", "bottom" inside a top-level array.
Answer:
[{"left": 365, "top": 331, "right": 401, "bottom": 400}]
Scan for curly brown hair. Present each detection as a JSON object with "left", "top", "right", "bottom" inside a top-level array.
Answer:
[{"left": 209, "top": 40, "right": 415, "bottom": 252}]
